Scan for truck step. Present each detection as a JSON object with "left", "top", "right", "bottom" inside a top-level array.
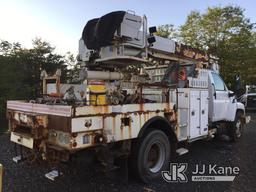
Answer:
[
  {"left": 12, "top": 155, "right": 26, "bottom": 163},
  {"left": 45, "top": 170, "right": 63, "bottom": 181},
  {"left": 176, "top": 148, "right": 189, "bottom": 156}
]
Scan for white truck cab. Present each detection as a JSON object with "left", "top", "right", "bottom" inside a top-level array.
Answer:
[{"left": 209, "top": 71, "right": 245, "bottom": 122}]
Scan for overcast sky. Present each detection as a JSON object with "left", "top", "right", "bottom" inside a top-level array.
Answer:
[{"left": 0, "top": 0, "right": 255, "bottom": 55}]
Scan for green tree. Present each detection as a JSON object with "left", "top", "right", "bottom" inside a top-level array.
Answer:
[
  {"left": 156, "top": 24, "right": 179, "bottom": 40},
  {"left": 65, "top": 52, "right": 81, "bottom": 83},
  {"left": 12, "top": 38, "right": 67, "bottom": 98},
  {"left": 0, "top": 40, "right": 12, "bottom": 55},
  {"left": 179, "top": 6, "right": 255, "bottom": 85},
  {"left": 179, "top": 11, "right": 203, "bottom": 49},
  {"left": 0, "top": 39, "right": 68, "bottom": 118}
]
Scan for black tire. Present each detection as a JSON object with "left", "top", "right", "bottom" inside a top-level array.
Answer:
[
  {"left": 229, "top": 112, "right": 244, "bottom": 142},
  {"left": 131, "top": 129, "right": 170, "bottom": 183}
]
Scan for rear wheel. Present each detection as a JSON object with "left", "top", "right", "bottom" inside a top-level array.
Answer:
[
  {"left": 229, "top": 112, "right": 244, "bottom": 142},
  {"left": 131, "top": 130, "right": 170, "bottom": 183}
]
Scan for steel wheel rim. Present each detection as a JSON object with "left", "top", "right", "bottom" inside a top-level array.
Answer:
[{"left": 147, "top": 141, "right": 165, "bottom": 173}]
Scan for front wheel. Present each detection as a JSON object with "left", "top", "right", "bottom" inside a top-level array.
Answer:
[
  {"left": 229, "top": 112, "right": 244, "bottom": 142},
  {"left": 132, "top": 130, "right": 171, "bottom": 183}
]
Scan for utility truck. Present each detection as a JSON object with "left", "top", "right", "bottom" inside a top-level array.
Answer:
[{"left": 6, "top": 11, "right": 250, "bottom": 182}]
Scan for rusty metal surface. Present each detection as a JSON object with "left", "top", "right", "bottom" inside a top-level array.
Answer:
[
  {"left": 71, "top": 116, "right": 103, "bottom": 133},
  {"left": 7, "top": 101, "right": 72, "bottom": 117},
  {"left": 7, "top": 102, "right": 176, "bottom": 152},
  {"left": 8, "top": 111, "right": 48, "bottom": 140},
  {"left": 47, "top": 130, "right": 71, "bottom": 150},
  {"left": 7, "top": 110, "right": 71, "bottom": 133},
  {"left": 47, "top": 129, "right": 104, "bottom": 151},
  {"left": 48, "top": 115, "right": 71, "bottom": 132},
  {"left": 175, "top": 42, "right": 209, "bottom": 62},
  {"left": 74, "top": 103, "right": 172, "bottom": 117},
  {"left": 7, "top": 98, "right": 177, "bottom": 158},
  {"left": 74, "top": 105, "right": 109, "bottom": 117}
]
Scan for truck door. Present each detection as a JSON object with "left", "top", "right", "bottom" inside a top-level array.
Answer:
[
  {"left": 200, "top": 90, "right": 209, "bottom": 135},
  {"left": 210, "top": 72, "right": 230, "bottom": 122},
  {"left": 189, "top": 90, "right": 200, "bottom": 138}
]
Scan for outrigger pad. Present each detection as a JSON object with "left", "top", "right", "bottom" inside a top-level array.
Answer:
[
  {"left": 45, "top": 170, "right": 63, "bottom": 181},
  {"left": 176, "top": 148, "right": 189, "bottom": 156},
  {"left": 12, "top": 155, "right": 26, "bottom": 163}
]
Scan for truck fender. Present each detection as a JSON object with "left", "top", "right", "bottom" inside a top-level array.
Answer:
[
  {"left": 137, "top": 116, "right": 178, "bottom": 143},
  {"left": 236, "top": 102, "right": 246, "bottom": 123},
  {"left": 236, "top": 102, "right": 245, "bottom": 114},
  {"left": 227, "top": 101, "right": 245, "bottom": 122}
]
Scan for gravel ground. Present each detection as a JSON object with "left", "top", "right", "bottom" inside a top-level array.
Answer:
[{"left": 0, "top": 113, "right": 255, "bottom": 192}]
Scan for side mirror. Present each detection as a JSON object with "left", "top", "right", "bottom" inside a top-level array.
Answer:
[{"left": 228, "top": 90, "right": 235, "bottom": 97}]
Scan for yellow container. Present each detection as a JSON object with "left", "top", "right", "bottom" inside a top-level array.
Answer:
[{"left": 88, "top": 81, "right": 106, "bottom": 105}]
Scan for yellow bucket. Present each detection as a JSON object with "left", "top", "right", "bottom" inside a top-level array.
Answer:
[{"left": 88, "top": 81, "right": 106, "bottom": 105}]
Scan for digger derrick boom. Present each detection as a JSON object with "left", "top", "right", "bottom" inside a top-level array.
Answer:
[{"left": 78, "top": 11, "right": 216, "bottom": 71}]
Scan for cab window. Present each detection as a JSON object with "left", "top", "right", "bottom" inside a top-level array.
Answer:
[{"left": 212, "top": 73, "right": 226, "bottom": 91}]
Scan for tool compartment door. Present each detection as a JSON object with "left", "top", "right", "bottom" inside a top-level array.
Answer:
[
  {"left": 189, "top": 90, "right": 200, "bottom": 139},
  {"left": 200, "top": 91, "right": 209, "bottom": 135},
  {"left": 177, "top": 88, "right": 189, "bottom": 140}
]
